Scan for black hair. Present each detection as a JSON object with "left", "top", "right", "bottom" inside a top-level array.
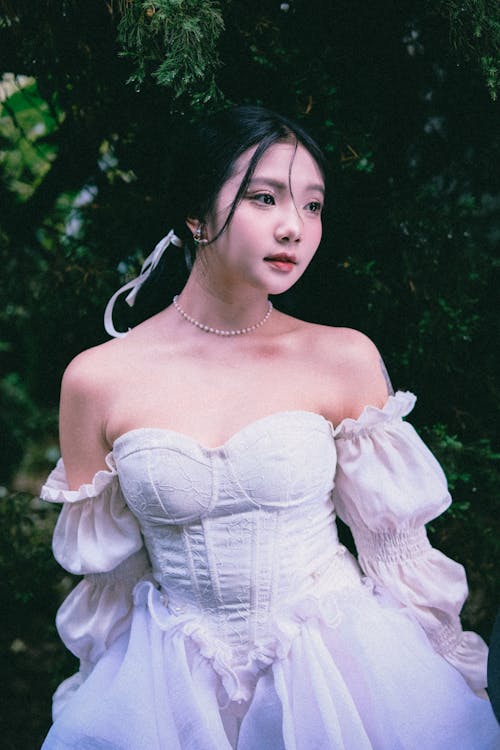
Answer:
[{"left": 130, "top": 105, "right": 327, "bottom": 325}]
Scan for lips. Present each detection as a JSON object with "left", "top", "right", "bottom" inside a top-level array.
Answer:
[
  {"left": 264, "top": 253, "right": 297, "bottom": 264},
  {"left": 264, "top": 253, "right": 297, "bottom": 272},
  {"left": 264, "top": 260, "right": 296, "bottom": 273}
]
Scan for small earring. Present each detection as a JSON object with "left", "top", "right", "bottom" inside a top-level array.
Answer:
[{"left": 193, "top": 226, "right": 208, "bottom": 245}]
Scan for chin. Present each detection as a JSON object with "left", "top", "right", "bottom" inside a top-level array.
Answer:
[{"left": 265, "top": 277, "right": 302, "bottom": 296}]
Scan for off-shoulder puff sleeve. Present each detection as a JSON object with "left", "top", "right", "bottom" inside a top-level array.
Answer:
[
  {"left": 333, "top": 391, "right": 488, "bottom": 693},
  {"left": 41, "top": 454, "right": 152, "bottom": 717}
]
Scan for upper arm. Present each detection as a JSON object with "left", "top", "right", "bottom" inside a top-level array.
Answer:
[{"left": 59, "top": 350, "right": 111, "bottom": 489}]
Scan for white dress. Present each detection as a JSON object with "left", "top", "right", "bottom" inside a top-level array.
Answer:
[{"left": 40, "top": 392, "right": 499, "bottom": 749}]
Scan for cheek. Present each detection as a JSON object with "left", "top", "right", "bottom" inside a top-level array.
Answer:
[
  {"left": 309, "top": 220, "right": 323, "bottom": 248},
  {"left": 228, "top": 213, "right": 260, "bottom": 244}
]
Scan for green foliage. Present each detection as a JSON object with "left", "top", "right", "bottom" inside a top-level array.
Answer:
[
  {"left": 0, "top": 490, "right": 77, "bottom": 746},
  {"left": 424, "top": 425, "right": 499, "bottom": 521},
  {"left": 423, "top": 425, "right": 500, "bottom": 632},
  {"left": 0, "top": 76, "right": 60, "bottom": 199},
  {"left": 433, "top": 0, "right": 500, "bottom": 99},
  {"left": 0, "top": 373, "right": 39, "bottom": 482},
  {"left": 117, "top": 0, "right": 225, "bottom": 104}
]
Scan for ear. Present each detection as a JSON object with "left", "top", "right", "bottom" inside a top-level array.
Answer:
[{"left": 186, "top": 217, "right": 202, "bottom": 236}]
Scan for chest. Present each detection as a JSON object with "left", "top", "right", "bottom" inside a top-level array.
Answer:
[
  {"left": 105, "top": 350, "right": 341, "bottom": 448},
  {"left": 113, "top": 411, "right": 337, "bottom": 525}
]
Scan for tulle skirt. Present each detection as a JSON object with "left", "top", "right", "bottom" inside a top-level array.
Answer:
[{"left": 42, "top": 579, "right": 499, "bottom": 750}]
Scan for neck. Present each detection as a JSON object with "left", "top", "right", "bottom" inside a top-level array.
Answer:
[{"left": 176, "top": 270, "right": 271, "bottom": 332}]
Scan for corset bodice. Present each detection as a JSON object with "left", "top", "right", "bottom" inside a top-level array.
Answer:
[{"left": 113, "top": 412, "right": 358, "bottom": 664}]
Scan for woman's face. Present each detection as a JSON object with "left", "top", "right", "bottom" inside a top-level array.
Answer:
[{"left": 196, "top": 141, "right": 325, "bottom": 296}]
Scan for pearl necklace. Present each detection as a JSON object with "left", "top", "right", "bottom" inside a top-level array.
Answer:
[{"left": 172, "top": 295, "right": 273, "bottom": 336}]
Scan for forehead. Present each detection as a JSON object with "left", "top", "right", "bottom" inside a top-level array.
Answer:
[{"left": 231, "top": 141, "right": 324, "bottom": 190}]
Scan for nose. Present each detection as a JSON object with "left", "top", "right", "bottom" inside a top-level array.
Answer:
[{"left": 275, "top": 204, "right": 302, "bottom": 243}]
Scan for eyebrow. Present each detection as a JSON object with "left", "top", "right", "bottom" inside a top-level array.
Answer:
[{"left": 247, "top": 177, "right": 325, "bottom": 195}]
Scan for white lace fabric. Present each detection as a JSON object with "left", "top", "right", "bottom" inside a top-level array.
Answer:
[{"left": 41, "top": 392, "right": 489, "bottom": 722}]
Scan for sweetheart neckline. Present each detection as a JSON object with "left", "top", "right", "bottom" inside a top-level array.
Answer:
[
  {"left": 111, "top": 392, "right": 413, "bottom": 456},
  {"left": 112, "top": 410, "right": 334, "bottom": 454}
]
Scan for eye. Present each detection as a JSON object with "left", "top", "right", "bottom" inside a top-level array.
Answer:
[
  {"left": 306, "top": 201, "right": 322, "bottom": 213},
  {"left": 250, "top": 192, "right": 275, "bottom": 205}
]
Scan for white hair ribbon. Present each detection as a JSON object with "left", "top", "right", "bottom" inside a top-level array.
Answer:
[{"left": 104, "top": 229, "right": 183, "bottom": 338}]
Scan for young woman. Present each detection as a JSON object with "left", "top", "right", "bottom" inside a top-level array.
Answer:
[{"left": 41, "top": 106, "right": 499, "bottom": 749}]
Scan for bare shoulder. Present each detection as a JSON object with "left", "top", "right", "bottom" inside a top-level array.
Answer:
[
  {"left": 296, "top": 321, "right": 377, "bottom": 361},
  {"left": 62, "top": 309, "right": 177, "bottom": 399},
  {"left": 60, "top": 339, "right": 130, "bottom": 487},
  {"left": 297, "top": 322, "right": 393, "bottom": 419},
  {"left": 62, "top": 337, "right": 130, "bottom": 394}
]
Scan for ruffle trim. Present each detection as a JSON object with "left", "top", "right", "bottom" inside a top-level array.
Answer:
[
  {"left": 42, "top": 454, "right": 144, "bottom": 575},
  {"left": 134, "top": 581, "right": 347, "bottom": 703},
  {"left": 443, "top": 630, "right": 490, "bottom": 693},
  {"left": 334, "top": 390, "right": 416, "bottom": 439},
  {"left": 425, "top": 618, "right": 489, "bottom": 692},
  {"left": 40, "top": 453, "right": 118, "bottom": 504},
  {"left": 356, "top": 548, "right": 488, "bottom": 691},
  {"left": 41, "top": 391, "right": 417, "bottom": 500},
  {"left": 133, "top": 553, "right": 366, "bottom": 705}
]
